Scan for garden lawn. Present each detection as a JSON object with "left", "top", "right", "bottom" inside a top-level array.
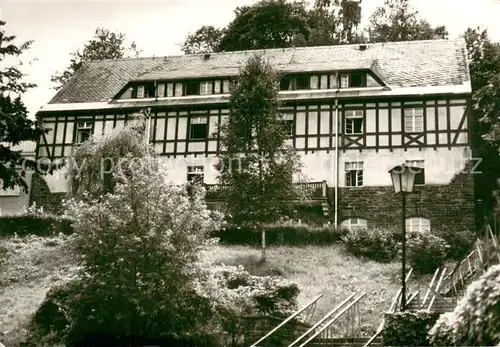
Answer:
[
  {"left": 1, "top": 237, "right": 419, "bottom": 346},
  {"left": 0, "top": 235, "right": 77, "bottom": 347},
  {"left": 205, "top": 245, "right": 403, "bottom": 332}
]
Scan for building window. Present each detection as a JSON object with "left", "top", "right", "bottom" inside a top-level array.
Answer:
[
  {"left": 345, "top": 110, "right": 364, "bottom": 134},
  {"left": 350, "top": 72, "right": 366, "bottom": 87},
  {"left": 340, "top": 218, "right": 368, "bottom": 231},
  {"left": 200, "top": 81, "right": 213, "bottom": 95},
  {"left": 184, "top": 81, "right": 200, "bottom": 96},
  {"left": 137, "top": 85, "right": 145, "bottom": 98},
  {"left": 405, "top": 160, "right": 425, "bottom": 185},
  {"left": 345, "top": 161, "right": 363, "bottom": 187},
  {"left": 310, "top": 75, "right": 319, "bottom": 89},
  {"left": 187, "top": 166, "right": 204, "bottom": 184},
  {"left": 280, "top": 76, "right": 294, "bottom": 91},
  {"left": 281, "top": 112, "right": 294, "bottom": 136},
  {"left": 76, "top": 122, "right": 93, "bottom": 143},
  {"left": 189, "top": 116, "right": 208, "bottom": 139},
  {"left": 144, "top": 82, "right": 156, "bottom": 98},
  {"left": 295, "top": 75, "right": 310, "bottom": 90},
  {"left": 340, "top": 74, "right": 349, "bottom": 88},
  {"left": 406, "top": 217, "right": 431, "bottom": 233},
  {"left": 404, "top": 108, "right": 424, "bottom": 132},
  {"left": 222, "top": 80, "right": 230, "bottom": 93},
  {"left": 130, "top": 85, "right": 138, "bottom": 99}
]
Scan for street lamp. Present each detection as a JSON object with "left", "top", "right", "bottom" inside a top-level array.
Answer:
[{"left": 389, "top": 164, "right": 418, "bottom": 311}]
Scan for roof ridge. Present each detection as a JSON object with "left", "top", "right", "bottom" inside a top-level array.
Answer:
[{"left": 88, "top": 39, "right": 461, "bottom": 63}]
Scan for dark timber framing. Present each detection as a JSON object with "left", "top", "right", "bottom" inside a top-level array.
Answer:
[{"left": 36, "top": 95, "right": 470, "bottom": 160}]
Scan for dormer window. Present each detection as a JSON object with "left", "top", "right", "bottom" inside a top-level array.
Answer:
[
  {"left": 280, "top": 76, "right": 294, "bottom": 91},
  {"left": 339, "top": 72, "right": 367, "bottom": 88},
  {"left": 144, "top": 82, "right": 156, "bottom": 98},
  {"left": 340, "top": 74, "right": 349, "bottom": 88},
  {"left": 295, "top": 75, "right": 310, "bottom": 89},
  {"left": 279, "top": 74, "right": 310, "bottom": 91},
  {"left": 184, "top": 81, "right": 200, "bottom": 96},
  {"left": 350, "top": 72, "right": 365, "bottom": 88}
]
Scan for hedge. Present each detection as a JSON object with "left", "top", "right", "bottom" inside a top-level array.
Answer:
[
  {"left": 383, "top": 311, "right": 440, "bottom": 347},
  {"left": 0, "top": 215, "right": 74, "bottom": 237},
  {"left": 211, "top": 224, "right": 346, "bottom": 246}
]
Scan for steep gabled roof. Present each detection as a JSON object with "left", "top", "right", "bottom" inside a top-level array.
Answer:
[{"left": 47, "top": 39, "right": 470, "bottom": 106}]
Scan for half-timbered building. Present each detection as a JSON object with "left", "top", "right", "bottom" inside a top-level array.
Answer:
[{"left": 32, "top": 39, "right": 476, "bottom": 231}]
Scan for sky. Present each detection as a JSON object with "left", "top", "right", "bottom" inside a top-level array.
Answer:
[{"left": 2, "top": 0, "right": 500, "bottom": 117}]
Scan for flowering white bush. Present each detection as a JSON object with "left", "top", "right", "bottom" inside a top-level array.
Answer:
[
  {"left": 26, "top": 122, "right": 300, "bottom": 346},
  {"left": 428, "top": 264, "right": 500, "bottom": 346}
]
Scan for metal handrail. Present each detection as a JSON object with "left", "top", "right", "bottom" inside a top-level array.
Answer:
[
  {"left": 427, "top": 268, "right": 447, "bottom": 311},
  {"left": 362, "top": 268, "right": 414, "bottom": 347},
  {"left": 422, "top": 268, "right": 439, "bottom": 308},
  {"left": 297, "top": 293, "right": 367, "bottom": 347},
  {"left": 288, "top": 293, "right": 356, "bottom": 347},
  {"left": 250, "top": 293, "right": 324, "bottom": 347}
]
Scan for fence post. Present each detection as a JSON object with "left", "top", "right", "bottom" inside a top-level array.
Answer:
[{"left": 322, "top": 180, "right": 327, "bottom": 197}]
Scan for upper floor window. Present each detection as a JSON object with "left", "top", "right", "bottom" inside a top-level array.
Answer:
[
  {"left": 189, "top": 116, "right": 208, "bottom": 140},
  {"left": 280, "top": 74, "right": 311, "bottom": 91},
  {"left": 76, "top": 122, "right": 93, "bottom": 144},
  {"left": 404, "top": 108, "right": 424, "bottom": 133},
  {"left": 339, "top": 72, "right": 367, "bottom": 88},
  {"left": 340, "top": 218, "right": 368, "bottom": 231},
  {"left": 184, "top": 81, "right": 200, "bottom": 96},
  {"left": 143, "top": 82, "right": 156, "bottom": 98},
  {"left": 406, "top": 217, "right": 431, "bottom": 233},
  {"left": 200, "top": 81, "right": 213, "bottom": 95},
  {"left": 345, "top": 110, "right": 364, "bottom": 135},
  {"left": 281, "top": 112, "right": 294, "bottom": 136},
  {"left": 405, "top": 160, "right": 425, "bottom": 185},
  {"left": 345, "top": 161, "right": 363, "bottom": 187}
]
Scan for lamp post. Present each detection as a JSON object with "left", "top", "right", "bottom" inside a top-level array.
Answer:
[{"left": 389, "top": 164, "right": 418, "bottom": 311}]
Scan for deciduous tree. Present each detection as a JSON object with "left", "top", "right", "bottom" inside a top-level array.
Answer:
[
  {"left": 366, "top": 0, "right": 447, "bottom": 43},
  {"left": 181, "top": 25, "right": 226, "bottom": 54},
  {"left": 217, "top": 55, "right": 308, "bottom": 260},
  {"left": 0, "top": 20, "right": 48, "bottom": 192},
  {"left": 463, "top": 27, "right": 500, "bottom": 223},
  {"left": 51, "top": 28, "right": 141, "bottom": 90}
]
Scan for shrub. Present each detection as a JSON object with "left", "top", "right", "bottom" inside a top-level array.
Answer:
[
  {"left": 383, "top": 311, "right": 440, "bottom": 347},
  {"left": 428, "top": 264, "right": 500, "bottom": 346},
  {"left": 436, "top": 227, "right": 475, "bottom": 260},
  {"left": 212, "top": 224, "right": 345, "bottom": 246},
  {"left": 407, "top": 232, "right": 449, "bottom": 274},
  {"left": 341, "top": 228, "right": 400, "bottom": 262},
  {"left": 0, "top": 214, "right": 73, "bottom": 237}
]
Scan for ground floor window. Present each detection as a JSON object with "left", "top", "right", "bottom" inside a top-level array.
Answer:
[
  {"left": 187, "top": 166, "right": 204, "bottom": 184},
  {"left": 345, "top": 161, "right": 363, "bottom": 187},
  {"left": 406, "top": 217, "right": 430, "bottom": 233},
  {"left": 340, "top": 218, "right": 368, "bottom": 230}
]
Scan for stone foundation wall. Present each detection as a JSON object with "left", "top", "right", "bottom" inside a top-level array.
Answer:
[
  {"left": 336, "top": 162, "right": 476, "bottom": 231},
  {"left": 29, "top": 174, "right": 65, "bottom": 214}
]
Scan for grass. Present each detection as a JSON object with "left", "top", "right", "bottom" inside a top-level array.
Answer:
[
  {"left": 0, "top": 236, "right": 453, "bottom": 345},
  {"left": 205, "top": 245, "right": 403, "bottom": 333},
  {"left": 0, "top": 235, "right": 77, "bottom": 347}
]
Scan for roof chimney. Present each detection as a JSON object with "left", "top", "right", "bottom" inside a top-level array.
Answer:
[
  {"left": 203, "top": 53, "right": 211, "bottom": 60},
  {"left": 359, "top": 44, "right": 367, "bottom": 51}
]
